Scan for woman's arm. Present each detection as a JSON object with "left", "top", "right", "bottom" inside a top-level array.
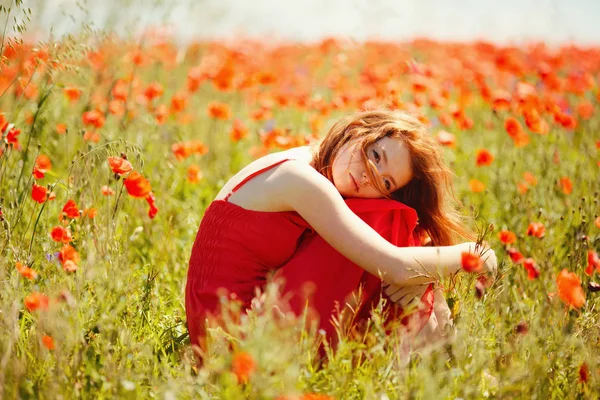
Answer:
[{"left": 272, "top": 162, "right": 496, "bottom": 286}]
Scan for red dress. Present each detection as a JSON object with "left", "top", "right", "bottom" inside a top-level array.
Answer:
[{"left": 185, "top": 158, "right": 433, "bottom": 348}]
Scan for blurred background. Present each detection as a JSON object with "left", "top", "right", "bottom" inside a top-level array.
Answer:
[{"left": 15, "top": 0, "right": 600, "bottom": 45}]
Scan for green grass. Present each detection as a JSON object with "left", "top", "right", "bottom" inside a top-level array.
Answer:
[{"left": 0, "top": 20, "right": 599, "bottom": 399}]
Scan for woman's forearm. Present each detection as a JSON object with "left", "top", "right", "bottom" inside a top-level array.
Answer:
[{"left": 390, "top": 243, "right": 472, "bottom": 286}]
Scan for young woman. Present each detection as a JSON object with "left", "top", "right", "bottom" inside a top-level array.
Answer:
[{"left": 185, "top": 109, "right": 497, "bottom": 350}]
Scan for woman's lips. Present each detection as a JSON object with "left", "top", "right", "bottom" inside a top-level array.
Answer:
[{"left": 350, "top": 173, "right": 359, "bottom": 192}]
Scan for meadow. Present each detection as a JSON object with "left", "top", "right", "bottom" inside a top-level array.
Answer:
[{"left": 1, "top": 9, "right": 600, "bottom": 399}]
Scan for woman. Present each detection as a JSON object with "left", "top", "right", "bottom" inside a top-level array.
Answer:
[{"left": 186, "top": 109, "right": 497, "bottom": 350}]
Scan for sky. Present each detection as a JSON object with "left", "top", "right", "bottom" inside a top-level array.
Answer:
[{"left": 16, "top": 0, "right": 600, "bottom": 45}]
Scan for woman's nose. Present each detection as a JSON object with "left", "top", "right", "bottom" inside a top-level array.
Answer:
[{"left": 361, "top": 171, "right": 370, "bottom": 186}]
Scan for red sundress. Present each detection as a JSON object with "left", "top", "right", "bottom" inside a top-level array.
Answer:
[{"left": 185, "top": 158, "right": 434, "bottom": 348}]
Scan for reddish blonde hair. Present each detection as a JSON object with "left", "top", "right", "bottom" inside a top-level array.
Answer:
[{"left": 311, "top": 109, "right": 474, "bottom": 246}]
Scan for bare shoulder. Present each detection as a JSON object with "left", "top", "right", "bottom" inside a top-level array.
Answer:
[{"left": 270, "top": 158, "right": 341, "bottom": 210}]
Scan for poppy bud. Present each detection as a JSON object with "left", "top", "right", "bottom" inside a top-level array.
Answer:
[{"left": 515, "top": 321, "right": 529, "bottom": 335}]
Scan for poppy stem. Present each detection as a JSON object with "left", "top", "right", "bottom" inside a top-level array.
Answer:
[
  {"left": 112, "top": 179, "right": 125, "bottom": 220},
  {"left": 28, "top": 200, "right": 47, "bottom": 257}
]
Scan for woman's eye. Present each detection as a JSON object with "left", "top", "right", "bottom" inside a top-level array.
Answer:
[
  {"left": 384, "top": 179, "right": 391, "bottom": 190},
  {"left": 373, "top": 149, "right": 380, "bottom": 163}
]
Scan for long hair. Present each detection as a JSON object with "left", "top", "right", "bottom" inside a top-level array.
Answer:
[{"left": 311, "top": 109, "right": 474, "bottom": 246}]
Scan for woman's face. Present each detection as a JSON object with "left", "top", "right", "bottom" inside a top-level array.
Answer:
[{"left": 331, "top": 136, "right": 414, "bottom": 198}]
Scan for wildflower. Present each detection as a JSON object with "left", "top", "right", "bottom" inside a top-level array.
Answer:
[
  {"left": 498, "top": 230, "right": 516, "bottom": 245},
  {"left": 207, "top": 102, "right": 232, "bottom": 120},
  {"left": 16, "top": 261, "right": 37, "bottom": 280},
  {"left": 559, "top": 177, "right": 573, "bottom": 195},
  {"left": 461, "top": 251, "right": 483, "bottom": 273},
  {"left": 83, "top": 207, "right": 97, "bottom": 219},
  {"left": 42, "top": 335, "right": 55, "bottom": 350},
  {"left": 596, "top": 216, "right": 600, "bottom": 229},
  {"left": 58, "top": 244, "right": 80, "bottom": 269},
  {"left": 579, "top": 362, "right": 590, "bottom": 383},
  {"left": 124, "top": 171, "right": 152, "bottom": 198},
  {"left": 517, "top": 182, "right": 528, "bottom": 194},
  {"left": 504, "top": 116, "right": 529, "bottom": 147},
  {"left": 83, "top": 131, "right": 101, "bottom": 143},
  {"left": 515, "top": 321, "right": 528, "bottom": 335},
  {"left": 154, "top": 104, "right": 168, "bottom": 125},
  {"left": 436, "top": 130, "right": 456, "bottom": 147},
  {"left": 31, "top": 184, "right": 48, "bottom": 203},
  {"left": 585, "top": 250, "right": 600, "bottom": 276},
  {"left": 82, "top": 110, "right": 105, "bottom": 129},
  {"left": 33, "top": 154, "right": 52, "bottom": 179},
  {"left": 469, "top": 179, "right": 486, "bottom": 193},
  {"left": 62, "top": 199, "right": 80, "bottom": 219},
  {"left": 523, "top": 258, "right": 540, "bottom": 280},
  {"left": 231, "top": 351, "right": 256, "bottom": 384},
  {"left": 523, "top": 172, "right": 537, "bottom": 186},
  {"left": 507, "top": 248, "right": 525, "bottom": 264},
  {"left": 230, "top": 119, "right": 249, "bottom": 142},
  {"left": 63, "top": 259, "right": 78, "bottom": 272},
  {"left": 63, "top": 87, "right": 81, "bottom": 102},
  {"left": 145, "top": 192, "right": 158, "bottom": 219},
  {"left": 50, "top": 226, "right": 73, "bottom": 243},
  {"left": 186, "top": 164, "right": 203, "bottom": 183},
  {"left": 491, "top": 90, "right": 511, "bottom": 111},
  {"left": 526, "top": 222, "right": 545, "bottom": 238},
  {"left": 556, "top": 269, "right": 585, "bottom": 308},
  {"left": 5, "top": 127, "right": 21, "bottom": 148},
  {"left": 56, "top": 123, "right": 67, "bottom": 134},
  {"left": 107, "top": 156, "right": 133, "bottom": 175},
  {"left": 476, "top": 149, "right": 494, "bottom": 166},
  {"left": 101, "top": 185, "right": 115, "bottom": 196},
  {"left": 24, "top": 292, "right": 49, "bottom": 312},
  {"left": 143, "top": 82, "right": 164, "bottom": 101},
  {"left": 170, "top": 92, "right": 188, "bottom": 113}
]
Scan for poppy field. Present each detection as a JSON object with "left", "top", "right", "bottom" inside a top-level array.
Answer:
[{"left": 1, "top": 6, "right": 600, "bottom": 399}]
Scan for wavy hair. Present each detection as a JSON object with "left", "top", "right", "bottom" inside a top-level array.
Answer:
[{"left": 311, "top": 109, "right": 474, "bottom": 246}]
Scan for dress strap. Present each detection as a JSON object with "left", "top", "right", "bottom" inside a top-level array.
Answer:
[{"left": 224, "top": 158, "right": 291, "bottom": 202}]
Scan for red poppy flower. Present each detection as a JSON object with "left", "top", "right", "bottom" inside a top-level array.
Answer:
[
  {"left": 31, "top": 184, "right": 48, "bottom": 203},
  {"left": 498, "top": 230, "right": 517, "bottom": 245},
  {"left": 461, "top": 252, "right": 483, "bottom": 273},
  {"left": 63, "top": 87, "right": 81, "bottom": 102},
  {"left": 16, "top": 261, "right": 37, "bottom": 280},
  {"left": 231, "top": 351, "right": 256, "bottom": 384},
  {"left": 58, "top": 244, "right": 80, "bottom": 267},
  {"left": 469, "top": 179, "right": 486, "bottom": 193},
  {"left": 51, "top": 226, "right": 73, "bottom": 243},
  {"left": 24, "top": 292, "right": 49, "bottom": 312},
  {"left": 476, "top": 149, "right": 494, "bottom": 166},
  {"left": 504, "top": 117, "right": 530, "bottom": 147},
  {"left": 523, "top": 258, "right": 540, "bottom": 280},
  {"left": 101, "top": 185, "right": 115, "bottom": 196},
  {"left": 42, "top": 335, "right": 55, "bottom": 350},
  {"left": 107, "top": 156, "right": 133, "bottom": 175},
  {"left": 559, "top": 177, "right": 573, "bottom": 195},
  {"left": 585, "top": 250, "right": 600, "bottom": 276},
  {"left": 145, "top": 192, "right": 158, "bottom": 219},
  {"left": 436, "top": 130, "right": 456, "bottom": 148},
  {"left": 124, "top": 171, "right": 152, "bottom": 198},
  {"left": 62, "top": 199, "right": 80, "bottom": 219},
  {"left": 32, "top": 154, "right": 52, "bottom": 179},
  {"left": 82, "top": 110, "right": 105, "bottom": 129},
  {"left": 526, "top": 222, "right": 545, "bottom": 238},
  {"left": 230, "top": 119, "right": 249, "bottom": 143},
  {"left": 186, "top": 164, "right": 202, "bottom": 183},
  {"left": 507, "top": 247, "right": 524, "bottom": 264},
  {"left": 144, "top": 82, "right": 164, "bottom": 101},
  {"left": 556, "top": 269, "right": 585, "bottom": 309},
  {"left": 207, "top": 102, "right": 232, "bottom": 120}
]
